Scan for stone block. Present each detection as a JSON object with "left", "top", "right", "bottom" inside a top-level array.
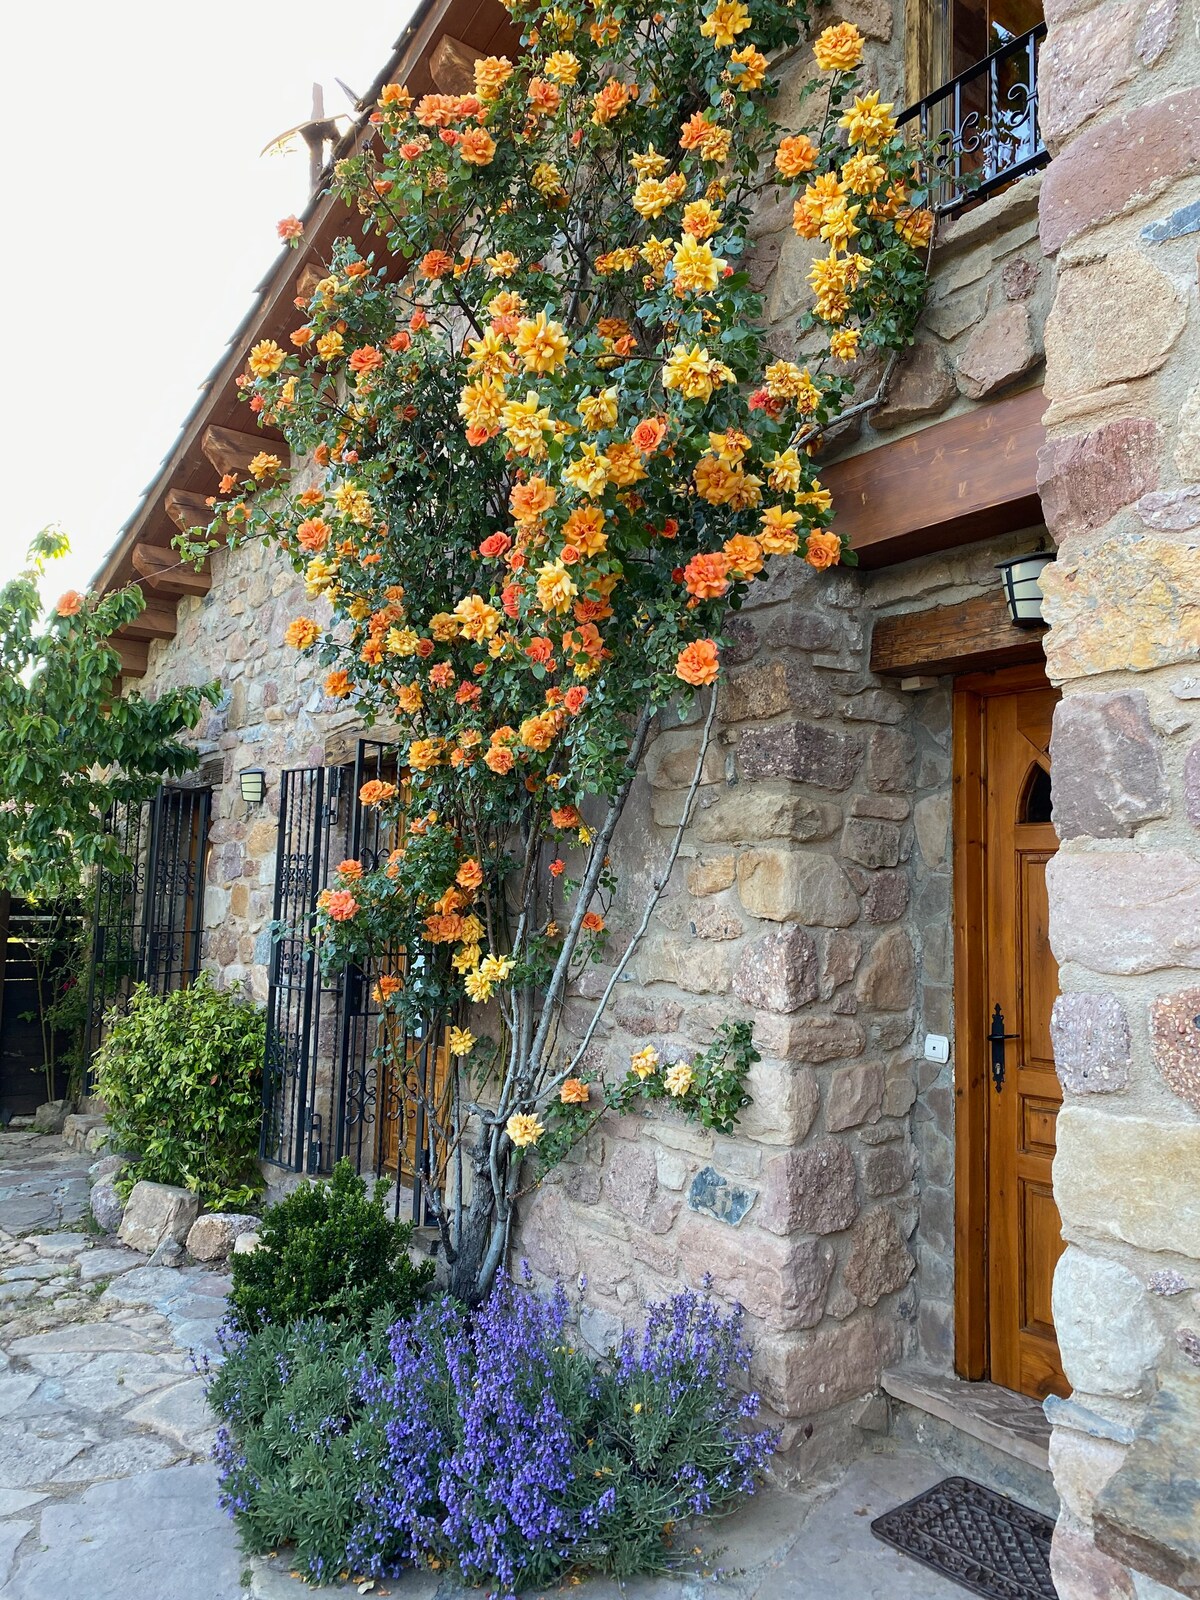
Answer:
[
  {"left": 90, "top": 1181, "right": 125, "bottom": 1235},
  {"left": 872, "top": 342, "right": 956, "bottom": 430},
  {"left": 856, "top": 929, "right": 916, "bottom": 1011},
  {"left": 232, "top": 1231, "right": 261, "bottom": 1255},
  {"left": 1174, "top": 386, "right": 1200, "bottom": 483},
  {"left": 686, "top": 855, "right": 736, "bottom": 896},
  {"left": 692, "top": 786, "right": 842, "bottom": 844},
  {"left": 738, "top": 1059, "right": 820, "bottom": 1145},
  {"left": 117, "top": 1182, "right": 200, "bottom": 1255},
  {"left": 759, "top": 1137, "right": 859, "bottom": 1236},
  {"left": 738, "top": 721, "right": 861, "bottom": 791},
  {"left": 732, "top": 926, "right": 819, "bottom": 1013},
  {"left": 1051, "top": 992, "right": 1131, "bottom": 1094},
  {"left": 736, "top": 849, "right": 858, "bottom": 926},
  {"left": 1049, "top": 1525, "right": 1137, "bottom": 1600},
  {"left": 757, "top": 1315, "right": 898, "bottom": 1417},
  {"left": 779, "top": 1015, "right": 866, "bottom": 1064},
  {"left": 1039, "top": 88, "right": 1200, "bottom": 255},
  {"left": 914, "top": 794, "right": 949, "bottom": 867},
  {"left": 1138, "top": 488, "right": 1200, "bottom": 532},
  {"left": 825, "top": 1063, "right": 884, "bottom": 1131},
  {"left": 1047, "top": 851, "right": 1200, "bottom": 974},
  {"left": 520, "top": 1187, "right": 581, "bottom": 1280},
  {"left": 1148, "top": 987, "right": 1200, "bottom": 1112},
  {"left": 33, "top": 1101, "right": 68, "bottom": 1134},
  {"left": 644, "top": 727, "right": 723, "bottom": 789},
  {"left": 1037, "top": 418, "right": 1161, "bottom": 544},
  {"left": 1136, "top": 0, "right": 1181, "bottom": 63},
  {"left": 867, "top": 727, "right": 916, "bottom": 794},
  {"left": 1050, "top": 692, "right": 1169, "bottom": 839},
  {"left": 863, "top": 1144, "right": 912, "bottom": 1197},
  {"left": 720, "top": 659, "right": 799, "bottom": 722},
  {"left": 678, "top": 1216, "right": 835, "bottom": 1330},
  {"left": 1050, "top": 1428, "right": 1129, "bottom": 1525},
  {"left": 1039, "top": 0, "right": 1140, "bottom": 149},
  {"left": 686, "top": 1166, "right": 758, "bottom": 1226},
  {"left": 1055, "top": 1108, "right": 1200, "bottom": 1259},
  {"left": 1002, "top": 256, "right": 1040, "bottom": 300},
  {"left": 841, "top": 817, "right": 902, "bottom": 869},
  {"left": 1044, "top": 251, "right": 1186, "bottom": 401},
  {"left": 185, "top": 1213, "right": 259, "bottom": 1263},
  {"left": 843, "top": 1208, "right": 916, "bottom": 1307},
  {"left": 1093, "top": 1369, "right": 1200, "bottom": 1595},
  {"left": 1186, "top": 744, "right": 1200, "bottom": 832},
  {"left": 863, "top": 870, "right": 910, "bottom": 924},
  {"left": 955, "top": 302, "right": 1039, "bottom": 399},
  {"left": 1053, "top": 1248, "right": 1163, "bottom": 1398}
]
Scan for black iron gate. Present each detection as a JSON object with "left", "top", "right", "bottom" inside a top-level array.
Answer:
[
  {"left": 84, "top": 786, "right": 211, "bottom": 1065},
  {"left": 262, "top": 742, "right": 448, "bottom": 1222}
]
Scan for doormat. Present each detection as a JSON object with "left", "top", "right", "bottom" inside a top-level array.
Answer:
[{"left": 871, "top": 1475, "right": 1058, "bottom": 1599}]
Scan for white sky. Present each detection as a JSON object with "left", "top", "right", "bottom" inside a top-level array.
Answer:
[{"left": 1, "top": 2, "right": 412, "bottom": 602}]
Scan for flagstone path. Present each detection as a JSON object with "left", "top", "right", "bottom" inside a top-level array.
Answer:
[{"left": 0, "top": 1130, "right": 971, "bottom": 1600}]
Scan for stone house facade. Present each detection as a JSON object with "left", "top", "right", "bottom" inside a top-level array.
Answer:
[{"left": 89, "top": 1, "right": 1200, "bottom": 1593}]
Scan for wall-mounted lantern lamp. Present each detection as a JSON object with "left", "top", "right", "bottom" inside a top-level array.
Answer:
[
  {"left": 996, "top": 550, "right": 1056, "bottom": 628},
  {"left": 239, "top": 768, "right": 267, "bottom": 806}
]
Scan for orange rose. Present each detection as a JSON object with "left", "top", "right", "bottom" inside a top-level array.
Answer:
[
  {"left": 349, "top": 344, "right": 384, "bottom": 374},
  {"left": 805, "top": 531, "right": 843, "bottom": 570},
  {"left": 297, "top": 518, "right": 330, "bottom": 552},
  {"left": 457, "top": 858, "right": 485, "bottom": 890},
  {"left": 459, "top": 127, "right": 497, "bottom": 166},
  {"left": 560, "top": 1078, "right": 591, "bottom": 1105},
  {"left": 337, "top": 859, "right": 363, "bottom": 880},
  {"left": 581, "top": 911, "right": 606, "bottom": 932},
  {"left": 484, "top": 744, "right": 516, "bottom": 774},
  {"left": 325, "top": 670, "right": 353, "bottom": 698},
  {"left": 419, "top": 250, "right": 455, "bottom": 279},
  {"left": 321, "top": 889, "right": 359, "bottom": 922},
  {"left": 683, "top": 551, "right": 731, "bottom": 600},
  {"left": 359, "top": 779, "right": 398, "bottom": 806},
  {"left": 285, "top": 617, "right": 321, "bottom": 650},
  {"left": 676, "top": 639, "right": 720, "bottom": 686},
  {"left": 775, "top": 134, "right": 818, "bottom": 179},
  {"left": 630, "top": 416, "right": 668, "bottom": 454},
  {"left": 55, "top": 590, "right": 84, "bottom": 618}
]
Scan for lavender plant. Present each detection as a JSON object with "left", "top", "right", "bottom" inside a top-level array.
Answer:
[{"left": 207, "top": 1278, "right": 777, "bottom": 1592}]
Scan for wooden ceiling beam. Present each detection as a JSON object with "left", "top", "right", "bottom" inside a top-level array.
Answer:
[
  {"left": 110, "top": 635, "right": 149, "bottom": 679},
  {"left": 131, "top": 543, "right": 212, "bottom": 597},
  {"left": 825, "top": 386, "right": 1047, "bottom": 570},
  {"left": 871, "top": 590, "right": 1047, "bottom": 677},
  {"left": 201, "top": 425, "right": 288, "bottom": 479},
  {"left": 164, "top": 487, "right": 218, "bottom": 540},
  {"left": 115, "top": 599, "right": 180, "bottom": 643},
  {"left": 429, "top": 34, "right": 483, "bottom": 94}
]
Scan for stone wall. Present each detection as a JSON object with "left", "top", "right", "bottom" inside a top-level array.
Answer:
[
  {"left": 1036, "top": 0, "right": 1200, "bottom": 1593},
  {"left": 137, "top": 536, "right": 355, "bottom": 1002}
]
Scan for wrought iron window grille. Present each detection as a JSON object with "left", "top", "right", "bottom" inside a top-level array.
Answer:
[{"left": 898, "top": 23, "right": 1048, "bottom": 217}]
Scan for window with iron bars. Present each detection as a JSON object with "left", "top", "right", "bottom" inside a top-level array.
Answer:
[{"left": 900, "top": 0, "right": 1048, "bottom": 216}]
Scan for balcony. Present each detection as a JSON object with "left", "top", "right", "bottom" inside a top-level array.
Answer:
[{"left": 898, "top": 23, "right": 1049, "bottom": 217}]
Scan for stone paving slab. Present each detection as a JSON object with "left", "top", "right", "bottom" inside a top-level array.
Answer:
[{"left": 0, "top": 1129, "right": 1033, "bottom": 1600}]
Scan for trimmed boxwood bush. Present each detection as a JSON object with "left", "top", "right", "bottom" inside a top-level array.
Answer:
[
  {"left": 227, "top": 1159, "right": 434, "bottom": 1335},
  {"left": 94, "top": 974, "right": 265, "bottom": 1210}
]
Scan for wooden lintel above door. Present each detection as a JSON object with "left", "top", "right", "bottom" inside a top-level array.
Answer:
[
  {"left": 824, "top": 387, "right": 1046, "bottom": 569},
  {"left": 872, "top": 591, "right": 1048, "bottom": 677}
]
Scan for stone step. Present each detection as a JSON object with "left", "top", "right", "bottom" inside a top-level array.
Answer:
[{"left": 881, "top": 1367, "right": 1059, "bottom": 1520}]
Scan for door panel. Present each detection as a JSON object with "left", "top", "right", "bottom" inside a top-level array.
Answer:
[{"left": 983, "top": 684, "right": 1068, "bottom": 1400}]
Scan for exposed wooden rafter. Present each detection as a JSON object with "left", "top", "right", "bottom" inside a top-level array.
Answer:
[
  {"left": 201, "top": 425, "right": 288, "bottom": 480},
  {"left": 110, "top": 636, "right": 149, "bottom": 678},
  {"left": 825, "top": 386, "right": 1047, "bottom": 569},
  {"left": 131, "top": 543, "right": 212, "bottom": 597},
  {"left": 116, "top": 598, "right": 181, "bottom": 643},
  {"left": 429, "top": 33, "right": 483, "bottom": 93},
  {"left": 871, "top": 591, "right": 1048, "bottom": 677},
  {"left": 164, "top": 487, "right": 217, "bottom": 539}
]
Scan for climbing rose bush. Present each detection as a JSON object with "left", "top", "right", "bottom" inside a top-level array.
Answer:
[
  {"left": 209, "top": 1277, "right": 776, "bottom": 1591},
  {"left": 205, "top": 0, "right": 936, "bottom": 1299}
]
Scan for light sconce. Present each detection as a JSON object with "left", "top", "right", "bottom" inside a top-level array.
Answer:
[
  {"left": 996, "top": 550, "right": 1056, "bottom": 628},
  {"left": 238, "top": 768, "right": 267, "bottom": 806}
]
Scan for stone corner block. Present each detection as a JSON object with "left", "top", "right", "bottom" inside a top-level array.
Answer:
[
  {"left": 186, "top": 1212, "right": 260, "bottom": 1263},
  {"left": 1050, "top": 692, "right": 1168, "bottom": 840},
  {"left": 118, "top": 1181, "right": 201, "bottom": 1255},
  {"left": 1050, "top": 992, "right": 1131, "bottom": 1095}
]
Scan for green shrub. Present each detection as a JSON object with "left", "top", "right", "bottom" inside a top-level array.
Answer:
[
  {"left": 95, "top": 974, "right": 265, "bottom": 1211},
  {"left": 227, "top": 1160, "right": 434, "bottom": 1335},
  {"left": 207, "top": 1316, "right": 394, "bottom": 1584}
]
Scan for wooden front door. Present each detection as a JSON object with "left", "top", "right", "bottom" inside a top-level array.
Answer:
[{"left": 954, "top": 667, "right": 1068, "bottom": 1400}]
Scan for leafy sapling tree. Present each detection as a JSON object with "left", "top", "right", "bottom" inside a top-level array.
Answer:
[
  {"left": 205, "top": 1, "right": 938, "bottom": 1302},
  {"left": 0, "top": 530, "right": 219, "bottom": 899}
]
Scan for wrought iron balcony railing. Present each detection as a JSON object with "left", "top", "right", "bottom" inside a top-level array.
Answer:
[{"left": 898, "top": 23, "right": 1049, "bottom": 217}]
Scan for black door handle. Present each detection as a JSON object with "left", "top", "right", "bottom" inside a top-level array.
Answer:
[{"left": 989, "top": 1003, "right": 1019, "bottom": 1093}]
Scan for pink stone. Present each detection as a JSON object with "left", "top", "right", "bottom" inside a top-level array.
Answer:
[
  {"left": 842, "top": 1208, "right": 915, "bottom": 1307},
  {"left": 1048, "top": 851, "right": 1200, "bottom": 974},
  {"left": 1037, "top": 419, "right": 1160, "bottom": 542},
  {"left": 871, "top": 342, "right": 956, "bottom": 431},
  {"left": 1039, "top": 89, "right": 1200, "bottom": 254},
  {"left": 758, "top": 1137, "right": 859, "bottom": 1236},
  {"left": 954, "top": 302, "right": 1038, "bottom": 400},
  {"left": 1148, "top": 987, "right": 1200, "bottom": 1111},
  {"left": 1039, "top": 0, "right": 1140, "bottom": 150}
]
